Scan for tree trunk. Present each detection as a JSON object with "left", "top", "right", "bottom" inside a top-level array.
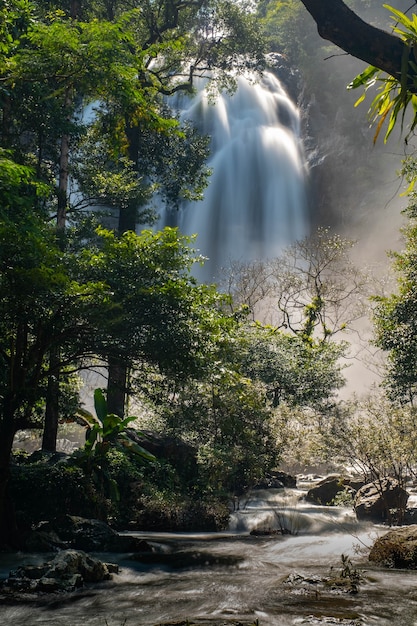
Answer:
[
  {"left": 106, "top": 123, "right": 140, "bottom": 416},
  {"left": 57, "top": 131, "right": 70, "bottom": 230},
  {"left": 299, "top": 0, "right": 416, "bottom": 85},
  {"left": 107, "top": 356, "right": 127, "bottom": 417},
  {"left": 42, "top": 90, "right": 72, "bottom": 450},
  {"left": 42, "top": 347, "right": 60, "bottom": 452}
]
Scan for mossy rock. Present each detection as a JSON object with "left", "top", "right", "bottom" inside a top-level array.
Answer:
[{"left": 369, "top": 525, "right": 417, "bottom": 568}]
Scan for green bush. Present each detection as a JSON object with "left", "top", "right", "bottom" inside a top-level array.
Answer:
[
  {"left": 10, "top": 459, "right": 97, "bottom": 528},
  {"left": 130, "top": 489, "right": 230, "bottom": 531}
]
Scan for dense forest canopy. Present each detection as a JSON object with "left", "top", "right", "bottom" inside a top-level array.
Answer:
[{"left": 2, "top": 0, "right": 417, "bottom": 549}]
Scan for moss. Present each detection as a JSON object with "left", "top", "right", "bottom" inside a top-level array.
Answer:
[{"left": 369, "top": 529, "right": 417, "bottom": 568}]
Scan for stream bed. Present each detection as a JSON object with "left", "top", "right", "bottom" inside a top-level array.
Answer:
[{"left": 1, "top": 485, "right": 417, "bottom": 626}]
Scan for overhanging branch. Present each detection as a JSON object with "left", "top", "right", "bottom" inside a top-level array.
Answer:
[{"left": 299, "top": 0, "right": 411, "bottom": 81}]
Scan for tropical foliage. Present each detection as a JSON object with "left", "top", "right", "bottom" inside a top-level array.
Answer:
[{"left": 349, "top": 4, "right": 417, "bottom": 143}]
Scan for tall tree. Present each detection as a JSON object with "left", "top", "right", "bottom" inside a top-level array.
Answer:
[
  {"left": 0, "top": 152, "right": 114, "bottom": 546},
  {"left": 373, "top": 157, "right": 417, "bottom": 405},
  {"left": 224, "top": 229, "right": 368, "bottom": 342}
]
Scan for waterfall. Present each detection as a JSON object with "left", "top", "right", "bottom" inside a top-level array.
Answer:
[{"left": 159, "top": 71, "right": 310, "bottom": 282}]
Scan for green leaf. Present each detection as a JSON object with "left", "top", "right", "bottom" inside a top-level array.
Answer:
[
  {"left": 94, "top": 388, "right": 108, "bottom": 424},
  {"left": 85, "top": 424, "right": 100, "bottom": 451},
  {"left": 75, "top": 407, "right": 98, "bottom": 426},
  {"left": 353, "top": 92, "right": 366, "bottom": 108},
  {"left": 383, "top": 4, "right": 414, "bottom": 31},
  {"left": 348, "top": 65, "right": 379, "bottom": 90},
  {"left": 118, "top": 434, "right": 156, "bottom": 461}
]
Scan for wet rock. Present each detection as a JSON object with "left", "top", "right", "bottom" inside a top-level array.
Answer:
[
  {"left": 369, "top": 525, "right": 417, "bottom": 568},
  {"left": 23, "top": 527, "right": 67, "bottom": 552},
  {"left": 254, "top": 470, "right": 296, "bottom": 490},
  {"left": 50, "top": 515, "right": 119, "bottom": 551},
  {"left": 2, "top": 549, "right": 117, "bottom": 593},
  {"left": 354, "top": 478, "right": 409, "bottom": 522},
  {"left": 24, "top": 516, "right": 154, "bottom": 553},
  {"left": 404, "top": 507, "right": 417, "bottom": 524},
  {"left": 250, "top": 528, "right": 291, "bottom": 536},
  {"left": 273, "top": 470, "right": 297, "bottom": 488}
]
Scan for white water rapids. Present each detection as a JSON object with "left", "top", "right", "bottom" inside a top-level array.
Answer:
[
  {"left": 157, "top": 72, "right": 309, "bottom": 282},
  {"left": 2, "top": 481, "right": 417, "bottom": 625}
]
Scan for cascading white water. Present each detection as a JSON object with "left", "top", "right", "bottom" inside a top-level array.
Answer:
[
  {"left": 159, "top": 72, "right": 309, "bottom": 282},
  {"left": 1, "top": 483, "right": 412, "bottom": 626}
]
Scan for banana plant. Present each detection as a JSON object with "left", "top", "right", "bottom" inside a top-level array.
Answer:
[
  {"left": 75, "top": 388, "right": 155, "bottom": 506},
  {"left": 80, "top": 388, "right": 155, "bottom": 461}
]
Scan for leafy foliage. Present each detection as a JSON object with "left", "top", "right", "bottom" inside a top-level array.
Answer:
[
  {"left": 348, "top": 4, "right": 417, "bottom": 143},
  {"left": 72, "top": 388, "right": 154, "bottom": 510},
  {"left": 237, "top": 324, "right": 345, "bottom": 411},
  {"left": 371, "top": 157, "right": 417, "bottom": 404},
  {"left": 79, "top": 389, "right": 154, "bottom": 461},
  {"left": 335, "top": 392, "right": 417, "bottom": 490}
]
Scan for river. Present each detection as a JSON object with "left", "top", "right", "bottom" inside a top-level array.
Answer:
[{"left": 1, "top": 481, "right": 417, "bottom": 626}]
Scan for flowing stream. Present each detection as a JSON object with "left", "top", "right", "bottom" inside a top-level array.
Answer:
[
  {"left": 157, "top": 72, "right": 309, "bottom": 282},
  {"left": 1, "top": 480, "right": 417, "bottom": 626}
]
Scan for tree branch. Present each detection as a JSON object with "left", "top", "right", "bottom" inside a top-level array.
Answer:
[{"left": 299, "top": 0, "right": 412, "bottom": 81}]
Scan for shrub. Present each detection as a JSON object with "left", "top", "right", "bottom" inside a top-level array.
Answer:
[{"left": 10, "top": 459, "right": 96, "bottom": 528}]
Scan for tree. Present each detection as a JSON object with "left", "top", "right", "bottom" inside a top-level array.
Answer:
[
  {"left": 2, "top": 0, "right": 263, "bottom": 436},
  {"left": 224, "top": 229, "right": 368, "bottom": 342},
  {"left": 152, "top": 364, "right": 277, "bottom": 495},
  {"left": 76, "top": 0, "right": 266, "bottom": 417},
  {"left": 336, "top": 393, "right": 417, "bottom": 488},
  {"left": 0, "top": 152, "right": 114, "bottom": 546},
  {"left": 1, "top": 183, "right": 226, "bottom": 545},
  {"left": 1, "top": 2, "right": 161, "bottom": 448},
  {"left": 219, "top": 230, "right": 372, "bottom": 419},
  {"left": 373, "top": 158, "right": 417, "bottom": 404},
  {"left": 236, "top": 324, "right": 346, "bottom": 412},
  {"left": 299, "top": 0, "right": 410, "bottom": 80},
  {"left": 80, "top": 226, "right": 231, "bottom": 413},
  {"left": 299, "top": 1, "right": 417, "bottom": 141}
]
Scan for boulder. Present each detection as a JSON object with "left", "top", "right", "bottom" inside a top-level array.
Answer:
[
  {"left": 126, "top": 429, "right": 197, "bottom": 478},
  {"left": 270, "top": 470, "right": 297, "bottom": 488},
  {"left": 354, "top": 477, "right": 409, "bottom": 522},
  {"left": 24, "top": 527, "right": 67, "bottom": 552},
  {"left": 305, "top": 475, "right": 362, "bottom": 506},
  {"left": 3, "top": 550, "right": 117, "bottom": 593},
  {"left": 253, "top": 470, "right": 297, "bottom": 490},
  {"left": 369, "top": 525, "right": 417, "bottom": 568},
  {"left": 24, "top": 515, "right": 154, "bottom": 553}
]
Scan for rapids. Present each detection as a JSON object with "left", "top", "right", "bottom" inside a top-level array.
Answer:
[{"left": 1, "top": 482, "right": 417, "bottom": 626}]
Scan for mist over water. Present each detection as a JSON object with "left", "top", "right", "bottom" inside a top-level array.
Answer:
[{"left": 158, "top": 72, "right": 309, "bottom": 282}]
